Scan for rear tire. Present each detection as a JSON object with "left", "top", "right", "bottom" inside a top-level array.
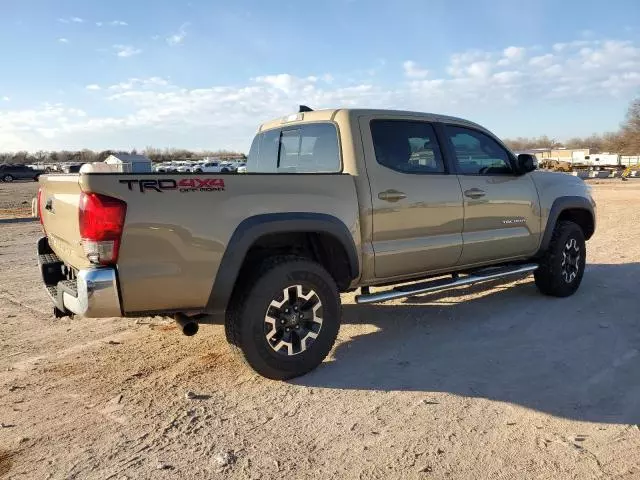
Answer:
[
  {"left": 534, "top": 221, "right": 586, "bottom": 297},
  {"left": 225, "top": 256, "right": 341, "bottom": 380},
  {"left": 3, "top": 174, "right": 14, "bottom": 182}
]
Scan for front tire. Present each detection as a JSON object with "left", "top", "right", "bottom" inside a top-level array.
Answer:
[
  {"left": 3, "top": 174, "right": 14, "bottom": 182},
  {"left": 534, "top": 221, "right": 586, "bottom": 297},
  {"left": 225, "top": 257, "right": 341, "bottom": 380}
]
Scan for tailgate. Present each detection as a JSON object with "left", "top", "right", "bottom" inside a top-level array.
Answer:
[{"left": 39, "top": 174, "right": 91, "bottom": 269}]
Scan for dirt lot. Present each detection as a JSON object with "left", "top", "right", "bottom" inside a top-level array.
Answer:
[
  {"left": 1, "top": 180, "right": 639, "bottom": 479},
  {"left": 0, "top": 182, "right": 38, "bottom": 219}
]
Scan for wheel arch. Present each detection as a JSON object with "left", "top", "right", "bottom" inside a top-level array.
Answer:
[
  {"left": 204, "top": 213, "right": 359, "bottom": 322},
  {"left": 537, "top": 196, "right": 595, "bottom": 256}
]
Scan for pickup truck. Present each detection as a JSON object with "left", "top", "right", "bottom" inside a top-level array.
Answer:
[
  {"left": 36, "top": 108, "right": 596, "bottom": 379},
  {"left": 1, "top": 164, "right": 45, "bottom": 182}
]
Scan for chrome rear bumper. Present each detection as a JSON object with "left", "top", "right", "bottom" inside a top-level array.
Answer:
[{"left": 37, "top": 237, "right": 122, "bottom": 318}]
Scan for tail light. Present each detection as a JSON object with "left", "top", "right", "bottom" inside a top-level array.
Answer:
[{"left": 79, "top": 192, "right": 127, "bottom": 265}]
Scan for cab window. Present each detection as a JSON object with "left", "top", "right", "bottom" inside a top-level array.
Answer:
[
  {"left": 444, "top": 125, "right": 513, "bottom": 175},
  {"left": 247, "top": 123, "right": 340, "bottom": 173},
  {"left": 370, "top": 120, "right": 445, "bottom": 174}
]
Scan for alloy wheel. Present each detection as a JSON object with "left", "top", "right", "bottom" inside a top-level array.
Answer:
[
  {"left": 561, "top": 238, "right": 581, "bottom": 283},
  {"left": 264, "top": 284, "right": 323, "bottom": 356}
]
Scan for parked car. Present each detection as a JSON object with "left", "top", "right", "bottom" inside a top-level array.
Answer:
[
  {"left": 35, "top": 107, "right": 595, "bottom": 380},
  {"left": 154, "top": 162, "right": 178, "bottom": 173},
  {"left": 0, "top": 164, "right": 44, "bottom": 182},
  {"left": 193, "top": 161, "right": 223, "bottom": 173},
  {"left": 62, "top": 164, "right": 85, "bottom": 174},
  {"left": 173, "top": 162, "right": 192, "bottom": 173},
  {"left": 237, "top": 163, "right": 247, "bottom": 173}
]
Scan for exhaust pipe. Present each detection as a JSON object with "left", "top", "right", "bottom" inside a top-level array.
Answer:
[{"left": 174, "top": 313, "right": 199, "bottom": 336}]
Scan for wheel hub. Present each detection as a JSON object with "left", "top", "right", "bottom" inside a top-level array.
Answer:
[
  {"left": 561, "top": 237, "right": 581, "bottom": 283},
  {"left": 264, "top": 285, "right": 323, "bottom": 356}
]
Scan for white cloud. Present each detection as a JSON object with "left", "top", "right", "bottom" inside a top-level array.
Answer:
[
  {"left": 497, "top": 46, "right": 525, "bottom": 66},
  {"left": 2, "top": 96, "right": 10, "bottom": 102},
  {"left": 403, "top": 60, "right": 429, "bottom": 79},
  {"left": 447, "top": 50, "right": 491, "bottom": 77},
  {"left": 0, "top": 103, "right": 88, "bottom": 149},
  {"left": 492, "top": 71, "right": 522, "bottom": 83},
  {"left": 107, "top": 77, "right": 170, "bottom": 92},
  {"left": 167, "top": 23, "right": 189, "bottom": 46},
  {"left": 529, "top": 54, "right": 554, "bottom": 67},
  {"left": 601, "top": 72, "right": 640, "bottom": 92},
  {"left": 59, "top": 17, "right": 83, "bottom": 24},
  {"left": 542, "top": 64, "right": 562, "bottom": 76},
  {"left": 504, "top": 46, "right": 525, "bottom": 60},
  {"left": 253, "top": 74, "right": 319, "bottom": 94},
  {"left": 98, "top": 20, "right": 128, "bottom": 27},
  {"left": 467, "top": 61, "right": 492, "bottom": 78},
  {"left": 2, "top": 34, "right": 640, "bottom": 151},
  {"left": 58, "top": 38, "right": 69, "bottom": 44},
  {"left": 113, "top": 45, "right": 142, "bottom": 58}
]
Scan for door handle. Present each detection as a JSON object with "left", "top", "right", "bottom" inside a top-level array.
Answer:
[
  {"left": 378, "top": 190, "right": 407, "bottom": 202},
  {"left": 45, "top": 199, "right": 53, "bottom": 211},
  {"left": 464, "top": 188, "right": 486, "bottom": 199}
]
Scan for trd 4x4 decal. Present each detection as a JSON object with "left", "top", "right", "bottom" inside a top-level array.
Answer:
[{"left": 119, "top": 178, "right": 225, "bottom": 193}]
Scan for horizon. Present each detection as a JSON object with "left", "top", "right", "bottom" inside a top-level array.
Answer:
[{"left": 1, "top": 0, "right": 639, "bottom": 153}]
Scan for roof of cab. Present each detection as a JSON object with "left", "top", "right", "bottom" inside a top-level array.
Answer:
[{"left": 260, "top": 108, "right": 487, "bottom": 131}]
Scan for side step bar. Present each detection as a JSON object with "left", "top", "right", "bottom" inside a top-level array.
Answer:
[{"left": 355, "top": 264, "right": 538, "bottom": 304}]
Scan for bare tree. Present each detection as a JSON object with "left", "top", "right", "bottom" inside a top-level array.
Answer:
[{"left": 620, "top": 98, "right": 640, "bottom": 154}]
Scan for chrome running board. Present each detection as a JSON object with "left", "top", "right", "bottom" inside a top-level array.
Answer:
[{"left": 355, "top": 264, "right": 539, "bottom": 304}]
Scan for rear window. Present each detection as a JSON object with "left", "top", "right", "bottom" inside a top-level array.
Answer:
[
  {"left": 247, "top": 123, "right": 341, "bottom": 173},
  {"left": 370, "top": 120, "right": 445, "bottom": 174}
]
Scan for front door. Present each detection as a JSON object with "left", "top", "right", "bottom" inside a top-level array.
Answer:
[
  {"left": 359, "top": 116, "right": 465, "bottom": 280},
  {"left": 441, "top": 124, "right": 541, "bottom": 265}
]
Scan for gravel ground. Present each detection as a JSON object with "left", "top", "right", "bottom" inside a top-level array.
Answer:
[
  {"left": 0, "top": 182, "right": 38, "bottom": 219},
  {"left": 1, "top": 181, "right": 639, "bottom": 479}
]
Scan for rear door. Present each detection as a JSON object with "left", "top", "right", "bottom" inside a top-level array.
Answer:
[
  {"left": 359, "top": 115, "right": 464, "bottom": 280},
  {"left": 441, "top": 124, "right": 540, "bottom": 265}
]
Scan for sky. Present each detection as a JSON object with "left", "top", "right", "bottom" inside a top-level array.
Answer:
[{"left": 1, "top": 0, "right": 639, "bottom": 153}]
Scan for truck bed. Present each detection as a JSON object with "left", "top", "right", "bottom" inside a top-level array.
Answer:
[{"left": 38, "top": 172, "right": 359, "bottom": 315}]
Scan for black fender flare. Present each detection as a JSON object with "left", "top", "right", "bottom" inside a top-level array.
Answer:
[
  {"left": 204, "top": 212, "right": 359, "bottom": 321},
  {"left": 537, "top": 196, "right": 595, "bottom": 255}
]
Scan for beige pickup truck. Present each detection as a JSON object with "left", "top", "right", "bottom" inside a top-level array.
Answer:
[{"left": 36, "top": 108, "right": 596, "bottom": 379}]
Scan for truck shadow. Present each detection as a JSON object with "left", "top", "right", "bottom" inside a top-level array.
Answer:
[{"left": 295, "top": 263, "right": 640, "bottom": 425}]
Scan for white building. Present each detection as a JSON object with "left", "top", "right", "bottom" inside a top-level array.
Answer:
[{"left": 104, "top": 153, "right": 152, "bottom": 173}]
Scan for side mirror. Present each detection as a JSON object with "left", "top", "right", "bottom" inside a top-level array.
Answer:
[{"left": 516, "top": 154, "right": 537, "bottom": 174}]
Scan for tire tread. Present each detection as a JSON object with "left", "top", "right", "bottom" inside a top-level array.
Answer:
[
  {"left": 225, "top": 255, "right": 340, "bottom": 379},
  {"left": 534, "top": 220, "right": 585, "bottom": 297}
]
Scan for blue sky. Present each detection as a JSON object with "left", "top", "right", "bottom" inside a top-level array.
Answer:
[{"left": 1, "top": 0, "right": 639, "bottom": 152}]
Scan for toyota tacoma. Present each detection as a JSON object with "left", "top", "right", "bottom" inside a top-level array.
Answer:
[{"left": 36, "top": 108, "right": 596, "bottom": 379}]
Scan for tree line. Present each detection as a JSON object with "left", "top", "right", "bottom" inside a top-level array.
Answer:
[
  {"left": 505, "top": 98, "right": 639, "bottom": 154},
  {"left": 0, "top": 148, "right": 246, "bottom": 165}
]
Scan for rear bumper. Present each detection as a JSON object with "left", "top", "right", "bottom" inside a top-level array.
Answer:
[{"left": 37, "top": 237, "right": 122, "bottom": 318}]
